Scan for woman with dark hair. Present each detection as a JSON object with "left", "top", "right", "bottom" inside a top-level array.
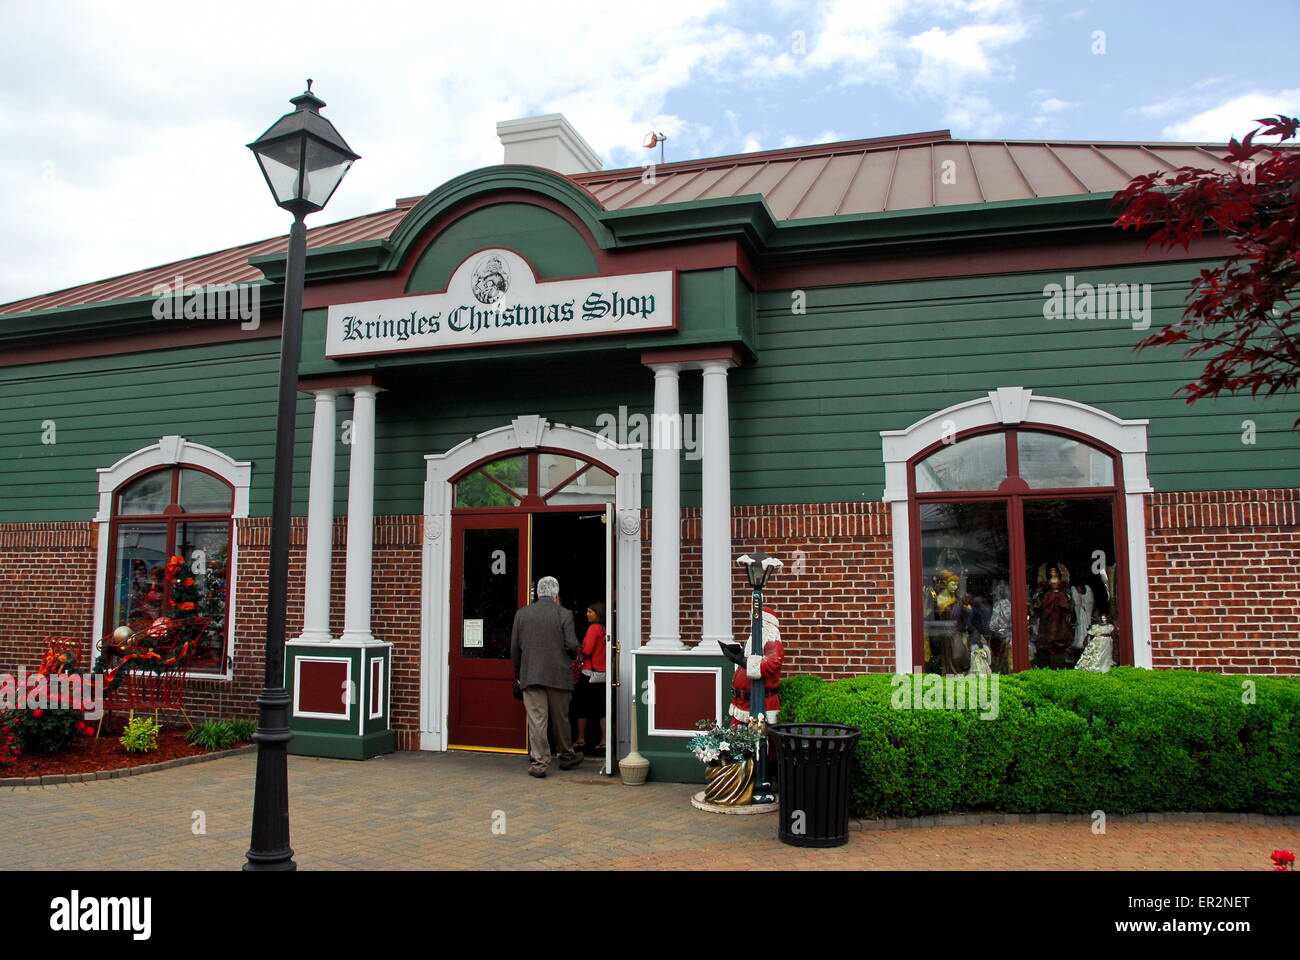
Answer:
[{"left": 575, "top": 601, "right": 607, "bottom": 752}]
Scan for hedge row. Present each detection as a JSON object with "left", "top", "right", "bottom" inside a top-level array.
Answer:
[{"left": 777, "top": 669, "right": 1300, "bottom": 817}]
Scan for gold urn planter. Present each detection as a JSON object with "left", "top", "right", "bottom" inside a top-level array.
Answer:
[{"left": 702, "top": 759, "right": 755, "bottom": 806}]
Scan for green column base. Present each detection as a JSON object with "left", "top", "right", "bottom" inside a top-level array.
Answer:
[{"left": 288, "top": 728, "right": 395, "bottom": 761}]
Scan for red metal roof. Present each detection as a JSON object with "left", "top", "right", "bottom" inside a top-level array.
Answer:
[{"left": 0, "top": 130, "right": 1258, "bottom": 316}]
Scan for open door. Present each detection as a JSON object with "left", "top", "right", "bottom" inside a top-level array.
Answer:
[
  {"left": 603, "top": 503, "right": 615, "bottom": 775},
  {"left": 448, "top": 514, "right": 529, "bottom": 751}
]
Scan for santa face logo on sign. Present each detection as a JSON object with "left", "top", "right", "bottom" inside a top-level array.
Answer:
[{"left": 471, "top": 254, "right": 509, "bottom": 304}]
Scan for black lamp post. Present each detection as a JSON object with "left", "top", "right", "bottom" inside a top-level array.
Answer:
[
  {"left": 736, "top": 550, "right": 782, "bottom": 804},
  {"left": 243, "top": 81, "right": 358, "bottom": 872}
]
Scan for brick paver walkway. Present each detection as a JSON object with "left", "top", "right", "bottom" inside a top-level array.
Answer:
[{"left": 2, "top": 751, "right": 1295, "bottom": 870}]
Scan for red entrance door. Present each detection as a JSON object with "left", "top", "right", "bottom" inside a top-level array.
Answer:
[{"left": 448, "top": 514, "right": 529, "bottom": 750}]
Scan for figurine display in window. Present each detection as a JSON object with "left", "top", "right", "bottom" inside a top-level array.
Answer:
[
  {"left": 988, "top": 581, "right": 1012, "bottom": 671},
  {"left": 923, "top": 569, "right": 971, "bottom": 674},
  {"left": 1074, "top": 614, "right": 1115, "bottom": 672},
  {"left": 1031, "top": 562, "right": 1075, "bottom": 668},
  {"left": 1071, "top": 583, "right": 1095, "bottom": 650}
]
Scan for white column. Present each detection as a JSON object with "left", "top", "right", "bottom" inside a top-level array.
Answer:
[
  {"left": 298, "top": 389, "right": 338, "bottom": 644},
  {"left": 700, "top": 360, "right": 736, "bottom": 647},
  {"left": 341, "top": 386, "right": 382, "bottom": 644},
  {"left": 647, "top": 363, "right": 683, "bottom": 649}
]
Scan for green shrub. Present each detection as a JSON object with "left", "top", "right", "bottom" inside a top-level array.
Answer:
[
  {"left": 186, "top": 718, "right": 257, "bottom": 750},
  {"left": 119, "top": 715, "right": 162, "bottom": 754},
  {"left": 783, "top": 668, "right": 1300, "bottom": 818}
]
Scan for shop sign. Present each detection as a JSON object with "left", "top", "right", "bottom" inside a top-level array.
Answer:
[{"left": 326, "top": 248, "right": 673, "bottom": 357}]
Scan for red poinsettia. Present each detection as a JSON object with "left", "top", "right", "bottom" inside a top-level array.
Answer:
[{"left": 1273, "top": 849, "right": 1296, "bottom": 870}]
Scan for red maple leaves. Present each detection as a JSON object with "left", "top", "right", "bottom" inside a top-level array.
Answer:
[{"left": 1114, "top": 115, "right": 1300, "bottom": 425}]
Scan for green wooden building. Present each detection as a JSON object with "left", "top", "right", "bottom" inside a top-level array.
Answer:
[{"left": 1, "top": 114, "right": 1296, "bottom": 780}]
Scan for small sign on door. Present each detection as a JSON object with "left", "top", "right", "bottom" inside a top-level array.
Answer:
[{"left": 463, "top": 619, "right": 484, "bottom": 649}]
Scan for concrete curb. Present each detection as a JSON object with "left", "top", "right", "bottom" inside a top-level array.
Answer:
[
  {"left": 851, "top": 811, "right": 1300, "bottom": 830},
  {"left": 0, "top": 744, "right": 256, "bottom": 788}
]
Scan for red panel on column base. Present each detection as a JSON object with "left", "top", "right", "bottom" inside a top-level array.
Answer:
[
  {"left": 298, "top": 660, "right": 349, "bottom": 716},
  {"left": 653, "top": 670, "right": 719, "bottom": 732}
]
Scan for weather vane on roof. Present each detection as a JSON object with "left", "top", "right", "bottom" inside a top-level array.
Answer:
[{"left": 643, "top": 131, "right": 668, "bottom": 164}]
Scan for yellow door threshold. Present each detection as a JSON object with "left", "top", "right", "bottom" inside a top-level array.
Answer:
[{"left": 448, "top": 744, "right": 529, "bottom": 755}]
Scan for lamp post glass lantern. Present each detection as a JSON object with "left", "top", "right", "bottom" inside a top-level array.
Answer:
[
  {"left": 735, "top": 551, "right": 782, "bottom": 804},
  {"left": 242, "top": 82, "right": 357, "bottom": 872}
]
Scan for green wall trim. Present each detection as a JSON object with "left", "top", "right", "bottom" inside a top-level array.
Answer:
[{"left": 253, "top": 238, "right": 393, "bottom": 285}]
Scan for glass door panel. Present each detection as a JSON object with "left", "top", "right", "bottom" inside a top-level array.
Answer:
[{"left": 918, "top": 501, "right": 1012, "bottom": 674}]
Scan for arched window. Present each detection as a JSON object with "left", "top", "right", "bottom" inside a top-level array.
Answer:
[
  {"left": 882, "top": 389, "right": 1153, "bottom": 675},
  {"left": 454, "top": 451, "right": 616, "bottom": 509},
  {"left": 911, "top": 428, "right": 1124, "bottom": 674},
  {"left": 94, "top": 437, "right": 251, "bottom": 677}
]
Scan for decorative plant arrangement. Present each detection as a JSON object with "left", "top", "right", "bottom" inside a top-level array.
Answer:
[
  {"left": 687, "top": 719, "right": 760, "bottom": 766},
  {"left": 1272, "top": 850, "right": 1296, "bottom": 871},
  {"left": 119, "top": 715, "right": 162, "bottom": 754},
  {"left": 687, "top": 720, "right": 763, "bottom": 807}
]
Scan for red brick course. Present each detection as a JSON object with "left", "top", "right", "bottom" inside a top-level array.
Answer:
[
  {"left": 1145, "top": 489, "right": 1300, "bottom": 673},
  {"left": 1, "top": 488, "right": 1296, "bottom": 752}
]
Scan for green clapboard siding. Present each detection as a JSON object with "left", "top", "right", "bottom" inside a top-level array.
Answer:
[
  {"left": 737, "top": 259, "right": 1300, "bottom": 501},
  {"left": 0, "top": 340, "right": 296, "bottom": 522},
  {"left": 2, "top": 259, "right": 1296, "bottom": 523}
]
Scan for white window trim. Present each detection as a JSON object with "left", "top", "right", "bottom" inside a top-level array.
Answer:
[
  {"left": 293, "top": 655, "right": 353, "bottom": 720},
  {"left": 91, "top": 436, "right": 252, "bottom": 682},
  {"left": 880, "top": 388, "right": 1153, "bottom": 672}
]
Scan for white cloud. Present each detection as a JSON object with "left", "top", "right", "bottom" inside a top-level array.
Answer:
[
  {"left": 1036, "top": 97, "right": 1072, "bottom": 114},
  {"left": 1162, "top": 89, "right": 1300, "bottom": 141}
]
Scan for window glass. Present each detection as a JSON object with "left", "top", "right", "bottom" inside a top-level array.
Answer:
[
  {"left": 1018, "top": 432, "right": 1114, "bottom": 488},
  {"left": 112, "top": 524, "right": 169, "bottom": 627},
  {"left": 118, "top": 472, "right": 170, "bottom": 515},
  {"left": 179, "top": 468, "right": 233, "bottom": 513},
  {"left": 547, "top": 465, "right": 616, "bottom": 503},
  {"left": 539, "top": 453, "right": 584, "bottom": 495},
  {"left": 915, "top": 433, "right": 1007, "bottom": 493},
  {"left": 174, "top": 522, "right": 232, "bottom": 669},
  {"left": 919, "top": 501, "right": 1012, "bottom": 674},
  {"left": 460, "top": 527, "right": 519, "bottom": 659},
  {"left": 455, "top": 455, "right": 527, "bottom": 507},
  {"left": 108, "top": 467, "right": 234, "bottom": 674},
  {"left": 1023, "top": 498, "right": 1117, "bottom": 670}
]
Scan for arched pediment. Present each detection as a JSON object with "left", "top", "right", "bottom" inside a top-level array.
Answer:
[{"left": 383, "top": 165, "right": 614, "bottom": 275}]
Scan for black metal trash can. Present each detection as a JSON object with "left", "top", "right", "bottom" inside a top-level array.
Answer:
[{"left": 768, "top": 723, "right": 861, "bottom": 847}]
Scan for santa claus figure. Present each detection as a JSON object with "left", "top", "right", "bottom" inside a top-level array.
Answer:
[{"left": 722, "top": 606, "right": 785, "bottom": 726}]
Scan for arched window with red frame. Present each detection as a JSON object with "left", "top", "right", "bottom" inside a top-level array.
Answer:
[
  {"left": 105, "top": 465, "right": 234, "bottom": 672},
  {"left": 909, "top": 426, "right": 1129, "bottom": 675}
]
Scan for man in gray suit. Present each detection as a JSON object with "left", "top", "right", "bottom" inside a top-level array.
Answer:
[{"left": 510, "top": 575, "right": 584, "bottom": 778}]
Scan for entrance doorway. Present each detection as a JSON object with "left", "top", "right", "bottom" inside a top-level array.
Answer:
[{"left": 446, "top": 449, "right": 615, "bottom": 765}]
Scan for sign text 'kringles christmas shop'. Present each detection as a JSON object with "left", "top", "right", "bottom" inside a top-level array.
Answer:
[{"left": 326, "top": 248, "right": 674, "bottom": 358}]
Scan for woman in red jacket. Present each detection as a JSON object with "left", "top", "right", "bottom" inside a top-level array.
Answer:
[{"left": 575, "top": 602, "right": 607, "bottom": 752}]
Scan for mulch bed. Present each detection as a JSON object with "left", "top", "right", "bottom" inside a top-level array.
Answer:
[{"left": 3, "top": 727, "right": 215, "bottom": 778}]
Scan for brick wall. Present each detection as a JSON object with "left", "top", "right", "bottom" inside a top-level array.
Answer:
[
  {"left": 1146, "top": 489, "right": 1300, "bottom": 673},
  {"left": 641, "top": 502, "right": 895, "bottom": 678},
  {"left": 3, "top": 489, "right": 1297, "bottom": 750}
]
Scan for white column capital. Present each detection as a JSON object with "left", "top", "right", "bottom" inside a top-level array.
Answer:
[
  {"left": 647, "top": 361, "right": 684, "bottom": 376},
  {"left": 350, "top": 384, "right": 386, "bottom": 400},
  {"left": 699, "top": 358, "right": 738, "bottom": 374}
]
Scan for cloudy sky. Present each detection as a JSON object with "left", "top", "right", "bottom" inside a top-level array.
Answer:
[{"left": 1, "top": 0, "right": 1296, "bottom": 305}]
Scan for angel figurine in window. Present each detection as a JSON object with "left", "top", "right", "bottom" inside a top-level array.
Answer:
[{"left": 1074, "top": 614, "right": 1115, "bottom": 673}]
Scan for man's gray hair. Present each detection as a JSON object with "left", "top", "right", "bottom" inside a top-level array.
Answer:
[{"left": 536, "top": 576, "right": 560, "bottom": 599}]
